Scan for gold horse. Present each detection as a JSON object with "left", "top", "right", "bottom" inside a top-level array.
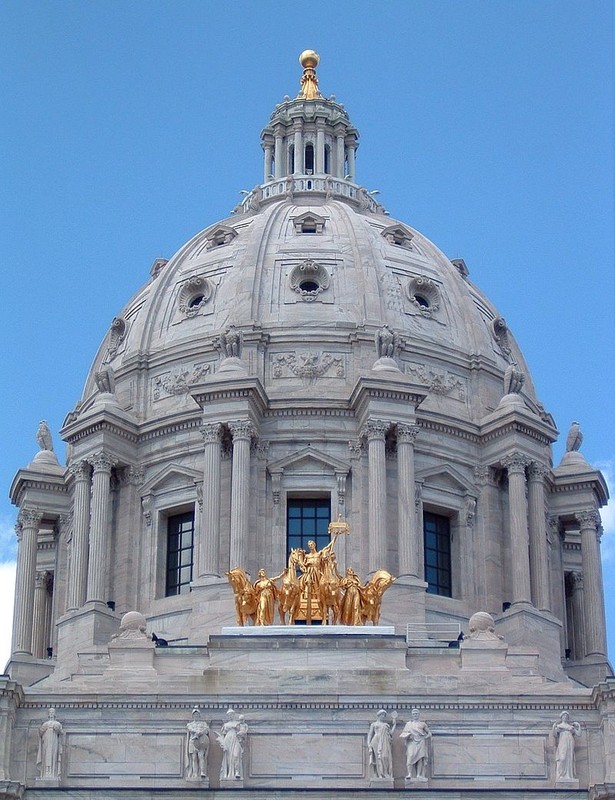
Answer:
[
  {"left": 277, "top": 549, "right": 303, "bottom": 625},
  {"left": 361, "top": 570, "right": 395, "bottom": 625},
  {"left": 226, "top": 568, "right": 257, "bottom": 626}
]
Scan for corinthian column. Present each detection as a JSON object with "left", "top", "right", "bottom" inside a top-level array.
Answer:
[
  {"left": 228, "top": 420, "right": 254, "bottom": 570},
  {"left": 502, "top": 452, "right": 532, "bottom": 605},
  {"left": 86, "top": 452, "right": 116, "bottom": 605},
  {"left": 12, "top": 508, "right": 43, "bottom": 655},
  {"left": 200, "top": 423, "right": 223, "bottom": 577},
  {"left": 527, "top": 462, "right": 551, "bottom": 611},
  {"left": 66, "top": 460, "right": 91, "bottom": 610},
  {"left": 576, "top": 510, "right": 607, "bottom": 657},
  {"left": 32, "top": 571, "right": 51, "bottom": 659},
  {"left": 397, "top": 423, "right": 420, "bottom": 577},
  {"left": 364, "top": 419, "right": 389, "bottom": 573}
]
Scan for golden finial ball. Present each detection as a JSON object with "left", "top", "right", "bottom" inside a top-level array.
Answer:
[{"left": 299, "top": 50, "right": 320, "bottom": 69}]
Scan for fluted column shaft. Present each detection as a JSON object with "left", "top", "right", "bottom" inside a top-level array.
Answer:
[
  {"left": 32, "top": 571, "right": 51, "bottom": 659},
  {"left": 577, "top": 510, "right": 607, "bottom": 657},
  {"left": 263, "top": 145, "right": 272, "bottom": 183},
  {"left": 397, "top": 423, "right": 420, "bottom": 577},
  {"left": 316, "top": 124, "right": 325, "bottom": 173},
  {"left": 66, "top": 460, "right": 91, "bottom": 610},
  {"left": 274, "top": 133, "right": 283, "bottom": 178},
  {"left": 229, "top": 421, "right": 254, "bottom": 570},
  {"left": 293, "top": 125, "right": 303, "bottom": 174},
  {"left": 527, "top": 462, "right": 551, "bottom": 611},
  {"left": 12, "top": 508, "right": 43, "bottom": 655},
  {"left": 569, "top": 571, "right": 586, "bottom": 660},
  {"left": 336, "top": 134, "right": 345, "bottom": 178},
  {"left": 200, "top": 423, "right": 223, "bottom": 576},
  {"left": 365, "top": 420, "right": 389, "bottom": 573},
  {"left": 502, "top": 453, "right": 532, "bottom": 605},
  {"left": 347, "top": 142, "right": 356, "bottom": 181},
  {"left": 86, "top": 452, "right": 115, "bottom": 604}
]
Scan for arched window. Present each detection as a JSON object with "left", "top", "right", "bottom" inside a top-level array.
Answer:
[{"left": 305, "top": 143, "right": 314, "bottom": 174}]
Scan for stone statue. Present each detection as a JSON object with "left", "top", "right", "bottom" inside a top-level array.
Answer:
[
  {"left": 37, "top": 707, "right": 63, "bottom": 780},
  {"left": 338, "top": 567, "right": 362, "bottom": 625},
  {"left": 185, "top": 708, "right": 209, "bottom": 780},
  {"left": 253, "top": 568, "right": 283, "bottom": 626},
  {"left": 551, "top": 711, "right": 580, "bottom": 782},
  {"left": 375, "top": 324, "right": 397, "bottom": 358},
  {"left": 36, "top": 420, "right": 54, "bottom": 452},
  {"left": 218, "top": 325, "right": 242, "bottom": 359},
  {"left": 216, "top": 708, "right": 247, "bottom": 781},
  {"left": 565, "top": 421, "right": 583, "bottom": 453},
  {"left": 503, "top": 364, "right": 525, "bottom": 395},
  {"left": 95, "top": 365, "right": 116, "bottom": 394},
  {"left": 367, "top": 709, "right": 398, "bottom": 779},
  {"left": 400, "top": 708, "right": 431, "bottom": 782}
]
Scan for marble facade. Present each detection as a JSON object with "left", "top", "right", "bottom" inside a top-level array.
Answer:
[{"left": 1, "top": 51, "right": 613, "bottom": 800}]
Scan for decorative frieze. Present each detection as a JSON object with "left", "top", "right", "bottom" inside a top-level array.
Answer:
[
  {"left": 153, "top": 362, "right": 213, "bottom": 400},
  {"left": 271, "top": 351, "right": 344, "bottom": 380},
  {"left": 404, "top": 362, "right": 465, "bottom": 400}
]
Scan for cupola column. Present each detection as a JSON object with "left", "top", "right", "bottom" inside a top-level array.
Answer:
[
  {"left": 86, "top": 452, "right": 116, "bottom": 605},
  {"left": 316, "top": 121, "right": 325, "bottom": 173},
  {"left": 199, "top": 423, "right": 223, "bottom": 577},
  {"left": 576, "top": 510, "right": 607, "bottom": 657},
  {"left": 11, "top": 508, "right": 43, "bottom": 655},
  {"left": 502, "top": 453, "right": 532, "bottom": 605},
  {"left": 263, "top": 144, "right": 273, "bottom": 183},
  {"left": 527, "top": 462, "right": 551, "bottom": 611},
  {"left": 346, "top": 140, "right": 356, "bottom": 181},
  {"left": 335, "top": 131, "right": 345, "bottom": 178},
  {"left": 397, "top": 423, "right": 420, "bottom": 577},
  {"left": 229, "top": 420, "right": 255, "bottom": 570},
  {"left": 274, "top": 131, "right": 284, "bottom": 179},
  {"left": 364, "top": 419, "right": 389, "bottom": 573},
  {"left": 66, "top": 459, "right": 91, "bottom": 611},
  {"left": 293, "top": 122, "right": 304, "bottom": 174}
]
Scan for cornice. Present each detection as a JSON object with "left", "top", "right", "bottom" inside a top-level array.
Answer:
[{"left": 62, "top": 419, "right": 139, "bottom": 445}]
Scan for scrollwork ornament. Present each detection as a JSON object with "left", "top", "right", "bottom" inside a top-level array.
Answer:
[
  {"left": 18, "top": 508, "right": 43, "bottom": 529},
  {"left": 68, "top": 460, "right": 91, "bottom": 482},
  {"left": 201, "top": 422, "right": 223, "bottom": 445},
  {"left": 528, "top": 461, "right": 550, "bottom": 482},
  {"left": 14, "top": 521, "right": 22, "bottom": 542},
  {"left": 88, "top": 452, "right": 117, "bottom": 473},
  {"left": 501, "top": 452, "right": 531, "bottom": 475},
  {"left": 229, "top": 420, "right": 255, "bottom": 441},
  {"left": 397, "top": 423, "right": 420, "bottom": 445},
  {"left": 575, "top": 509, "right": 600, "bottom": 531},
  {"left": 362, "top": 419, "right": 390, "bottom": 441}
]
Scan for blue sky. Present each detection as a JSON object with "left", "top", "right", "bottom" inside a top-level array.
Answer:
[{"left": 0, "top": 1, "right": 613, "bottom": 667}]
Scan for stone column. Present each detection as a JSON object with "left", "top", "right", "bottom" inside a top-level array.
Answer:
[
  {"left": 474, "top": 466, "right": 501, "bottom": 612},
  {"left": 336, "top": 132, "right": 345, "bottom": 177},
  {"left": 364, "top": 419, "right": 389, "bottom": 573},
  {"left": 569, "top": 571, "right": 586, "bottom": 660},
  {"left": 501, "top": 453, "right": 532, "bottom": 606},
  {"left": 576, "top": 509, "right": 607, "bottom": 657},
  {"left": 200, "top": 423, "right": 223, "bottom": 577},
  {"left": 263, "top": 145, "right": 272, "bottom": 183},
  {"left": 66, "top": 460, "right": 91, "bottom": 611},
  {"left": 527, "top": 462, "right": 551, "bottom": 611},
  {"left": 274, "top": 132, "right": 283, "bottom": 178},
  {"left": 397, "top": 423, "right": 420, "bottom": 577},
  {"left": 86, "top": 452, "right": 116, "bottom": 605},
  {"left": 346, "top": 142, "right": 356, "bottom": 181},
  {"left": 11, "top": 508, "right": 43, "bottom": 655},
  {"left": 32, "top": 571, "right": 52, "bottom": 659},
  {"left": 316, "top": 123, "right": 325, "bottom": 173},
  {"left": 293, "top": 124, "right": 303, "bottom": 174},
  {"left": 229, "top": 420, "right": 254, "bottom": 570}
]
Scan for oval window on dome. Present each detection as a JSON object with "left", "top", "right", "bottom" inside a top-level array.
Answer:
[
  {"left": 188, "top": 294, "right": 205, "bottom": 308},
  {"left": 299, "top": 280, "right": 320, "bottom": 293},
  {"left": 407, "top": 277, "right": 440, "bottom": 315},
  {"left": 414, "top": 294, "right": 430, "bottom": 309}
]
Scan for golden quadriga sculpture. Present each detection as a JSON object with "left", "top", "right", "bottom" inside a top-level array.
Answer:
[{"left": 226, "top": 518, "right": 395, "bottom": 626}]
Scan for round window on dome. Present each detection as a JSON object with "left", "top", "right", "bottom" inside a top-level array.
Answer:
[
  {"left": 178, "top": 276, "right": 212, "bottom": 318},
  {"left": 414, "top": 295, "right": 430, "bottom": 309},
  {"left": 407, "top": 277, "right": 440, "bottom": 315},
  {"left": 188, "top": 294, "right": 205, "bottom": 308},
  {"left": 289, "top": 259, "right": 331, "bottom": 302},
  {"left": 299, "top": 280, "right": 320, "bottom": 293}
]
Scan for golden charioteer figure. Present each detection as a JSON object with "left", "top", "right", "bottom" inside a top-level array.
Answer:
[{"left": 226, "top": 517, "right": 394, "bottom": 626}]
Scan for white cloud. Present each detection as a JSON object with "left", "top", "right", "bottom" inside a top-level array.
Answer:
[
  {"left": 0, "top": 513, "right": 17, "bottom": 563},
  {"left": 0, "top": 562, "right": 16, "bottom": 672},
  {"left": 597, "top": 460, "right": 615, "bottom": 562}
]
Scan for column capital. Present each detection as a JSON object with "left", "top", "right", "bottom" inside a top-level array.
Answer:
[
  {"left": 88, "top": 451, "right": 117, "bottom": 473},
  {"left": 200, "top": 422, "right": 223, "bottom": 445},
  {"left": 18, "top": 507, "right": 43, "bottom": 529},
  {"left": 348, "top": 439, "right": 363, "bottom": 460},
  {"left": 396, "top": 423, "right": 420, "bottom": 444},
  {"left": 121, "top": 465, "right": 144, "bottom": 486},
  {"left": 228, "top": 419, "right": 256, "bottom": 441},
  {"left": 35, "top": 570, "right": 52, "bottom": 590},
  {"left": 576, "top": 509, "right": 600, "bottom": 531},
  {"left": 570, "top": 570, "right": 584, "bottom": 591},
  {"left": 68, "top": 459, "right": 92, "bottom": 482},
  {"left": 362, "top": 419, "right": 390, "bottom": 441},
  {"left": 474, "top": 464, "right": 499, "bottom": 487},
  {"left": 501, "top": 452, "right": 531, "bottom": 475},
  {"left": 527, "top": 461, "right": 550, "bottom": 481}
]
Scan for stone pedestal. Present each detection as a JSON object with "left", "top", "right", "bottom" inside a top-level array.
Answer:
[
  {"left": 405, "top": 776, "right": 429, "bottom": 788},
  {"left": 106, "top": 638, "right": 156, "bottom": 675},
  {"left": 368, "top": 776, "right": 394, "bottom": 789},
  {"left": 35, "top": 777, "right": 60, "bottom": 787},
  {"left": 56, "top": 605, "right": 119, "bottom": 676},
  {"left": 556, "top": 778, "right": 579, "bottom": 789},
  {"left": 496, "top": 605, "right": 565, "bottom": 682},
  {"left": 460, "top": 638, "right": 509, "bottom": 672},
  {"left": 220, "top": 778, "right": 244, "bottom": 788}
]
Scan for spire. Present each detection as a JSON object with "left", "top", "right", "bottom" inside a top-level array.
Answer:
[{"left": 297, "top": 50, "right": 322, "bottom": 100}]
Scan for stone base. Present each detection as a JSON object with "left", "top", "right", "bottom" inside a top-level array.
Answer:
[
  {"left": 220, "top": 624, "right": 395, "bottom": 636},
  {"left": 556, "top": 778, "right": 579, "bottom": 788},
  {"left": 220, "top": 777, "right": 244, "bottom": 787},
  {"left": 565, "top": 655, "right": 614, "bottom": 688},
  {"left": 496, "top": 604, "right": 565, "bottom": 681},
  {"left": 460, "top": 637, "right": 509, "bottom": 673},
  {"left": 368, "top": 776, "right": 394, "bottom": 788},
  {"left": 35, "top": 777, "right": 61, "bottom": 786},
  {"left": 184, "top": 776, "right": 209, "bottom": 786},
  {"left": 405, "top": 776, "right": 429, "bottom": 787},
  {"left": 5, "top": 654, "right": 54, "bottom": 687}
]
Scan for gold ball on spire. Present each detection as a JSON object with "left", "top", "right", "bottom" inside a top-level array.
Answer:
[{"left": 299, "top": 50, "right": 320, "bottom": 69}]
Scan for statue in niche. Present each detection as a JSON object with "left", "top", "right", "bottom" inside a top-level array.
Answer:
[
  {"left": 367, "top": 709, "right": 398, "bottom": 779},
  {"left": 216, "top": 708, "right": 248, "bottom": 781},
  {"left": 185, "top": 708, "right": 209, "bottom": 780},
  {"left": 400, "top": 708, "right": 431, "bottom": 782},
  {"left": 551, "top": 711, "right": 580, "bottom": 782},
  {"left": 375, "top": 324, "right": 397, "bottom": 358},
  {"left": 37, "top": 707, "right": 63, "bottom": 780},
  {"left": 565, "top": 421, "right": 583, "bottom": 453},
  {"left": 36, "top": 420, "right": 54, "bottom": 452}
]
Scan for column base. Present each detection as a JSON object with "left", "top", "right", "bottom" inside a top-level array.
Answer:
[
  {"left": 564, "top": 654, "right": 614, "bottom": 687},
  {"left": 380, "top": 577, "right": 427, "bottom": 633},
  {"left": 189, "top": 579, "right": 237, "bottom": 642},
  {"left": 5, "top": 654, "right": 54, "bottom": 687},
  {"left": 496, "top": 604, "right": 565, "bottom": 681}
]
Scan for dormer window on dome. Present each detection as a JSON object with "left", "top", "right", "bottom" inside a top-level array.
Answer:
[
  {"left": 292, "top": 211, "right": 326, "bottom": 234},
  {"left": 205, "top": 224, "right": 237, "bottom": 250},
  {"left": 382, "top": 224, "right": 414, "bottom": 249}
]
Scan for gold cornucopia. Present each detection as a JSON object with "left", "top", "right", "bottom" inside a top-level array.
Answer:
[{"left": 226, "top": 518, "right": 395, "bottom": 626}]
